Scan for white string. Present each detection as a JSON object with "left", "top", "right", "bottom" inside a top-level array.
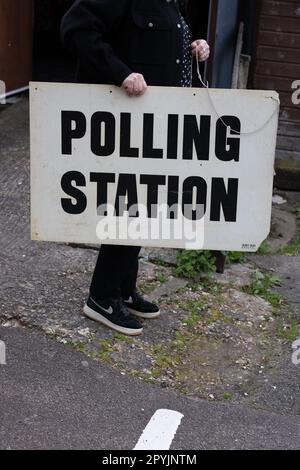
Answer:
[{"left": 191, "top": 55, "right": 280, "bottom": 136}]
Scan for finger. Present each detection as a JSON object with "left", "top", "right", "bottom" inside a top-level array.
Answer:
[
  {"left": 135, "top": 80, "right": 147, "bottom": 96},
  {"left": 141, "top": 82, "right": 148, "bottom": 95},
  {"left": 199, "top": 53, "right": 209, "bottom": 63},
  {"left": 193, "top": 45, "right": 203, "bottom": 54},
  {"left": 198, "top": 47, "right": 210, "bottom": 59},
  {"left": 122, "top": 84, "right": 131, "bottom": 96},
  {"left": 192, "top": 47, "right": 204, "bottom": 57},
  {"left": 136, "top": 88, "right": 145, "bottom": 97},
  {"left": 132, "top": 78, "right": 143, "bottom": 95},
  {"left": 133, "top": 86, "right": 142, "bottom": 96},
  {"left": 141, "top": 80, "right": 148, "bottom": 95},
  {"left": 133, "top": 79, "right": 145, "bottom": 96},
  {"left": 198, "top": 40, "right": 207, "bottom": 48},
  {"left": 125, "top": 82, "right": 135, "bottom": 96},
  {"left": 199, "top": 51, "right": 209, "bottom": 59},
  {"left": 198, "top": 49, "right": 209, "bottom": 57},
  {"left": 198, "top": 45, "right": 209, "bottom": 54},
  {"left": 198, "top": 40, "right": 208, "bottom": 49}
]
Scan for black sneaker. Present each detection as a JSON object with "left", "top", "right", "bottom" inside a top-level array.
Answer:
[
  {"left": 83, "top": 296, "right": 143, "bottom": 336},
  {"left": 123, "top": 291, "right": 160, "bottom": 319}
]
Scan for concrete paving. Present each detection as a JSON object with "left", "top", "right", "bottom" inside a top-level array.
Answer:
[{"left": 1, "top": 326, "right": 299, "bottom": 450}]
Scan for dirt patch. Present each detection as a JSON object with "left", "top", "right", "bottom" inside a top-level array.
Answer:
[{"left": 64, "top": 269, "right": 296, "bottom": 405}]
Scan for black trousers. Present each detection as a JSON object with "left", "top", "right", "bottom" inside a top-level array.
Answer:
[{"left": 90, "top": 245, "right": 141, "bottom": 301}]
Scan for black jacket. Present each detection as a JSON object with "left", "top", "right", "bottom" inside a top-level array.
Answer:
[{"left": 61, "top": 0, "right": 196, "bottom": 87}]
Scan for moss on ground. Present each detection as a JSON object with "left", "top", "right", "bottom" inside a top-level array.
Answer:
[{"left": 64, "top": 253, "right": 299, "bottom": 404}]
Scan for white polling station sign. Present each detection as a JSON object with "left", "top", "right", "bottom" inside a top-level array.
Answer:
[{"left": 30, "top": 82, "right": 279, "bottom": 251}]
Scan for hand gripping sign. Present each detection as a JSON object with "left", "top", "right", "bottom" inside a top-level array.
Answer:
[{"left": 30, "top": 83, "right": 279, "bottom": 251}]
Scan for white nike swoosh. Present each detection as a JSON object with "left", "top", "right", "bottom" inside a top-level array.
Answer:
[
  {"left": 91, "top": 299, "right": 113, "bottom": 315},
  {"left": 124, "top": 296, "right": 134, "bottom": 304}
]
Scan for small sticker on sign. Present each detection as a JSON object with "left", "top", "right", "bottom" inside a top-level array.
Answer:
[{"left": 242, "top": 244, "right": 256, "bottom": 250}]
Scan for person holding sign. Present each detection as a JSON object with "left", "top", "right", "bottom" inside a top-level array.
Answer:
[{"left": 61, "top": 0, "right": 210, "bottom": 336}]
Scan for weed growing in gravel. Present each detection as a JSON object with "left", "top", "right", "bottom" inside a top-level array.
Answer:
[
  {"left": 257, "top": 240, "right": 273, "bottom": 255},
  {"left": 280, "top": 318, "right": 299, "bottom": 343},
  {"left": 278, "top": 231, "right": 300, "bottom": 256},
  {"left": 175, "top": 250, "right": 244, "bottom": 280},
  {"left": 243, "top": 270, "right": 283, "bottom": 308}
]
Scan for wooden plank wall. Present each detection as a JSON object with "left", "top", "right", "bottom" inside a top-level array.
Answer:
[
  {"left": 252, "top": 0, "right": 300, "bottom": 162},
  {"left": 0, "top": 0, "right": 33, "bottom": 92}
]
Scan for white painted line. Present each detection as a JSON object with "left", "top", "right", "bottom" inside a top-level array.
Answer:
[
  {"left": 0, "top": 340, "right": 6, "bottom": 365},
  {"left": 134, "top": 409, "right": 184, "bottom": 450}
]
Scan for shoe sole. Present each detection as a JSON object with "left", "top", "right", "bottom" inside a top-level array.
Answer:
[
  {"left": 83, "top": 305, "right": 143, "bottom": 336},
  {"left": 126, "top": 307, "right": 161, "bottom": 319}
]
